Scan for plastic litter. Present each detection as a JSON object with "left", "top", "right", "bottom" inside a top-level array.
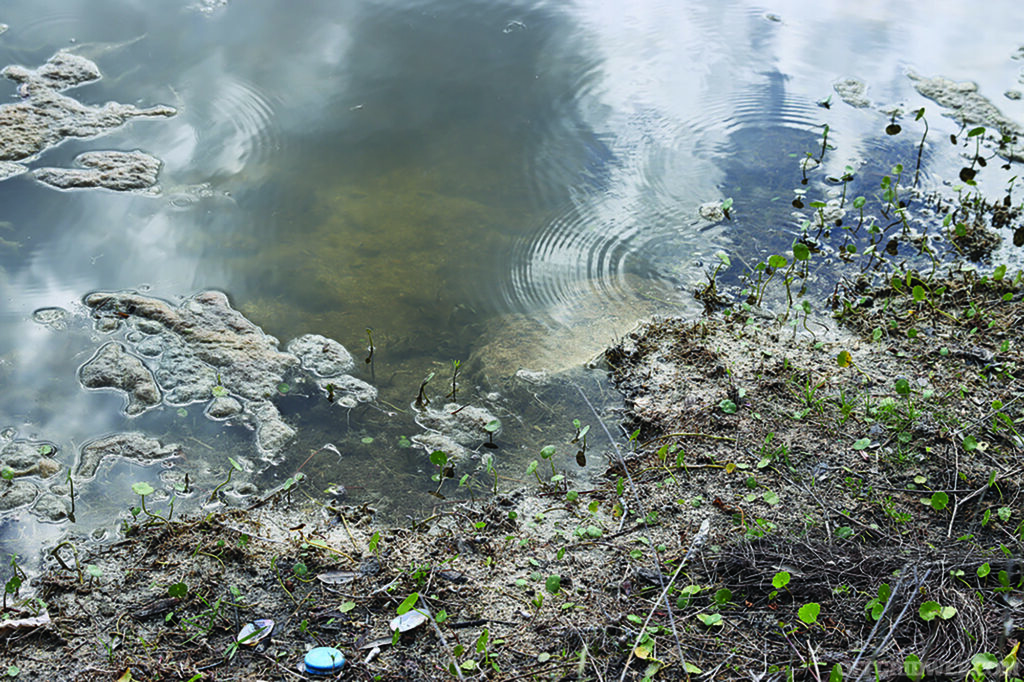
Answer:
[{"left": 304, "top": 646, "right": 345, "bottom": 675}]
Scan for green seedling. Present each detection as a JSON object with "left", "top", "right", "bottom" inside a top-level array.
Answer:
[
  {"left": 772, "top": 571, "right": 791, "bottom": 595},
  {"left": 836, "top": 165, "right": 854, "bottom": 208},
  {"left": 66, "top": 468, "right": 76, "bottom": 523},
  {"left": 3, "top": 554, "right": 27, "bottom": 609},
  {"left": 697, "top": 613, "right": 723, "bottom": 627},
  {"left": 132, "top": 482, "right": 167, "bottom": 524},
  {"left": 483, "top": 419, "right": 500, "bottom": 449},
  {"left": 797, "top": 602, "right": 821, "bottom": 626},
  {"left": 852, "top": 195, "right": 867, "bottom": 231},
  {"left": 429, "top": 450, "right": 452, "bottom": 496},
  {"left": 365, "top": 328, "right": 375, "bottom": 381},
  {"left": 959, "top": 126, "right": 987, "bottom": 184},
  {"left": 545, "top": 575, "right": 561, "bottom": 595},
  {"left": 913, "top": 107, "right": 928, "bottom": 186},
  {"left": 415, "top": 371, "right": 434, "bottom": 409},
  {"left": 571, "top": 419, "right": 589, "bottom": 465},
  {"left": 836, "top": 349, "right": 872, "bottom": 383},
  {"left": 368, "top": 531, "right": 381, "bottom": 556},
  {"left": 696, "top": 252, "right": 731, "bottom": 312},
  {"left": 49, "top": 542, "right": 83, "bottom": 584},
  {"left": 721, "top": 197, "right": 734, "bottom": 220},
  {"left": 364, "top": 327, "right": 374, "bottom": 364},
  {"left": 903, "top": 653, "right": 924, "bottom": 682},
  {"left": 525, "top": 459, "right": 541, "bottom": 484},
  {"left": 885, "top": 111, "right": 902, "bottom": 136},
  {"left": 449, "top": 359, "right": 461, "bottom": 403},
  {"left": 918, "top": 600, "right": 956, "bottom": 621},
  {"left": 85, "top": 564, "right": 102, "bottom": 587},
  {"left": 865, "top": 582, "right": 891, "bottom": 621},
  {"left": 207, "top": 457, "right": 243, "bottom": 504},
  {"left": 818, "top": 123, "right": 830, "bottom": 162},
  {"left": 928, "top": 491, "right": 949, "bottom": 512},
  {"left": 539, "top": 445, "right": 557, "bottom": 478}
]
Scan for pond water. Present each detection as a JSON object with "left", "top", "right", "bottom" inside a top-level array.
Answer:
[{"left": 2, "top": 0, "right": 1024, "bottom": 562}]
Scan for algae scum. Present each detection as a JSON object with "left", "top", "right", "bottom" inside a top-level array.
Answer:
[{"left": 3, "top": 1, "right": 1024, "bottom": 574}]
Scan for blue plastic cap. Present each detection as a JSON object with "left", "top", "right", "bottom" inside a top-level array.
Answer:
[{"left": 304, "top": 646, "right": 345, "bottom": 675}]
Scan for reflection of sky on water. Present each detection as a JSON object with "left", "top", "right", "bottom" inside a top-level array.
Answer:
[{"left": 1, "top": 0, "right": 1024, "bottom": 552}]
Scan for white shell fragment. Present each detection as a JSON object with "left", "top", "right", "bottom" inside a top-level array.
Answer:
[
  {"left": 316, "top": 570, "right": 359, "bottom": 586},
  {"left": 389, "top": 606, "right": 430, "bottom": 633},
  {"left": 237, "top": 618, "right": 274, "bottom": 645}
]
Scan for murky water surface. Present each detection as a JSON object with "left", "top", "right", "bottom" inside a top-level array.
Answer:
[{"left": 2, "top": 0, "right": 1024, "bottom": 560}]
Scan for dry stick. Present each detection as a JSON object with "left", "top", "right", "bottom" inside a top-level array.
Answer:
[
  {"left": 419, "top": 596, "right": 465, "bottom": 682},
  {"left": 947, "top": 482, "right": 991, "bottom": 538},
  {"left": 806, "top": 640, "right": 823, "bottom": 682},
  {"left": 619, "top": 519, "right": 711, "bottom": 681},
  {"left": 640, "top": 431, "right": 737, "bottom": 447},
  {"left": 573, "top": 385, "right": 684, "bottom": 667},
  {"left": 848, "top": 566, "right": 910, "bottom": 681},
  {"left": 574, "top": 384, "right": 691, "bottom": 676},
  {"left": 850, "top": 566, "right": 930, "bottom": 682}
]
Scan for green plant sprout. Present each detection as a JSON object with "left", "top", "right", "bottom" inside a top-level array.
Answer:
[
  {"left": 207, "top": 457, "right": 243, "bottom": 504},
  {"left": 415, "top": 371, "right": 434, "bottom": 409},
  {"left": 65, "top": 468, "right": 76, "bottom": 523},
  {"left": 772, "top": 570, "right": 791, "bottom": 594},
  {"left": 696, "top": 252, "right": 731, "bottom": 312},
  {"left": 364, "top": 327, "right": 374, "bottom": 364},
  {"left": 571, "top": 419, "right": 589, "bottom": 465},
  {"left": 365, "top": 327, "right": 376, "bottom": 382},
  {"left": 449, "top": 359, "right": 461, "bottom": 403},
  {"left": 884, "top": 109, "right": 902, "bottom": 136},
  {"left": 913, "top": 107, "right": 929, "bottom": 185},
  {"left": 836, "top": 349, "right": 872, "bottom": 383},
  {"left": 483, "top": 419, "right": 500, "bottom": 449},
  {"left": 818, "top": 123, "right": 831, "bottom": 162},
  {"left": 797, "top": 602, "right": 820, "bottom": 626},
  {"left": 836, "top": 165, "right": 854, "bottom": 208},
  {"left": 429, "top": 450, "right": 452, "bottom": 497},
  {"left": 3, "top": 554, "right": 27, "bottom": 609},
  {"left": 132, "top": 482, "right": 167, "bottom": 524},
  {"left": 540, "top": 445, "right": 557, "bottom": 478},
  {"left": 49, "top": 542, "right": 83, "bottom": 584},
  {"left": 959, "top": 126, "right": 987, "bottom": 184}
]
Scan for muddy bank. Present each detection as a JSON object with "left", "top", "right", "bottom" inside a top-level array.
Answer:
[{"left": 3, "top": 261, "right": 1022, "bottom": 680}]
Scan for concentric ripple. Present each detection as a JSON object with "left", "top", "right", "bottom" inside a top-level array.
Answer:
[
  {"left": 186, "top": 69, "right": 283, "bottom": 179},
  {"left": 505, "top": 66, "right": 827, "bottom": 323},
  {"left": 506, "top": 201, "right": 636, "bottom": 319}
]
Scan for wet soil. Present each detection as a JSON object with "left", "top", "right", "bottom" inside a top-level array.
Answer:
[{"left": 3, "top": 257, "right": 1023, "bottom": 681}]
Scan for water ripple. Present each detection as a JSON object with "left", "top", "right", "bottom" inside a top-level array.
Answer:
[
  {"left": 187, "top": 70, "right": 283, "bottom": 179},
  {"left": 507, "top": 63, "right": 828, "bottom": 321}
]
